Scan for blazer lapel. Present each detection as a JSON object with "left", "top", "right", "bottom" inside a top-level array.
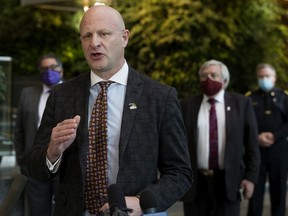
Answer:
[
  {"left": 32, "top": 85, "right": 43, "bottom": 128},
  {"left": 74, "top": 73, "right": 90, "bottom": 131},
  {"left": 184, "top": 95, "right": 202, "bottom": 169},
  {"left": 191, "top": 95, "right": 203, "bottom": 159},
  {"left": 119, "top": 68, "right": 143, "bottom": 162},
  {"left": 224, "top": 92, "right": 233, "bottom": 150},
  {"left": 74, "top": 73, "right": 90, "bottom": 179},
  {"left": 192, "top": 95, "right": 203, "bottom": 141}
]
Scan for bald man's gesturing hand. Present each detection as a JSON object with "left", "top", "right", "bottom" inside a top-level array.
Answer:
[{"left": 47, "top": 115, "right": 81, "bottom": 163}]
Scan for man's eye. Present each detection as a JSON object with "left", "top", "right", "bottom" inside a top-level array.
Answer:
[
  {"left": 82, "top": 34, "right": 91, "bottom": 40},
  {"left": 101, "top": 32, "right": 109, "bottom": 37}
]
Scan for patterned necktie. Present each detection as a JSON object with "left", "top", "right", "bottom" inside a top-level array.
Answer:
[
  {"left": 208, "top": 98, "right": 219, "bottom": 169},
  {"left": 85, "top": 81, "right": 113, "bottom": 214}
]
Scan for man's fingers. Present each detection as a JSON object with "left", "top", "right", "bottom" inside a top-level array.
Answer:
[
  {"left": 51, "top": 115, "right": 81, "bottom": 146},
  {"left": 55, "top": 116, "right": 80, "bottom": 132},
  {"left": 52, "top": 126, "right": 74, "bottom": 138},
  {"left": 74, "top": 115, "right": 81, "bottom": 125},
  {"left": 57, "top": 116, "right": 80, "bottom": 127}
]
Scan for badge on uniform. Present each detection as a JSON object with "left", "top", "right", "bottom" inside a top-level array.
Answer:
[{"left": 265, "top": 110, "right": 272, "bottom": 115}]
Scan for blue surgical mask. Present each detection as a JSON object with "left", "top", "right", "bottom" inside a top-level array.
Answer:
[
  {"left": 41, "top": 68, "right": 61, "bottom": 86},
  {"left": 258, "top": 78, "right": 274, "bottom": 92}
]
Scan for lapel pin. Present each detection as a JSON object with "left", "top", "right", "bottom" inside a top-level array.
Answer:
[
  {"left": 129, "top": 103, "right": 137, "bottom": 110},
  {"left": 227, "top": 106, "right": 231, "bottom": 111}
]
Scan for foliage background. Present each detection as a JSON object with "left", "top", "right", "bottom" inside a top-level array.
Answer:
[
  {"left": 121, "top": 0, "right": 288, "bottom": 97},
  {"left": 0, "top": 0, "right": 287, "bottom": 100}
]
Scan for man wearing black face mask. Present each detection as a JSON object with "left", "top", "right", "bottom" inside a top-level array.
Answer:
[
  {"left": 181, "top": 59, "right": 260, "bottom": 216},
  {"left": 14, "top": 53, "right": 63, "bottom": 216}
]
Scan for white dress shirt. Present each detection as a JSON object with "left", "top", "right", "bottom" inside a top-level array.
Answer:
[
  {"left": 38, "top": 85, "right": 51, "bottom": 128},
  {"left": 197, "top": 90, "right": 226, "bottom": 170}
]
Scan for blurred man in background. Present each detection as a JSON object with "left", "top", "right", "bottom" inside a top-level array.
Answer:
[
  {"left": 14, "top": 53, "right": 63, "bottom": 216},
  {"left": 247, "top": 63, "right": 288, "bottom": 216},
  {"left": 182, "top": 59, "right": 260, "bottom": 216}
]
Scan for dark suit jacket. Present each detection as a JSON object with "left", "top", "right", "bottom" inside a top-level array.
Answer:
[
  {"left": 181, "top": 92, "right": 260, "bottom": 202},
  {"left": 14, "top": 85, "right": 42, "bottom": 175},
  {"left": 28, "top": 67, "right": 193, "bottom": 215}
]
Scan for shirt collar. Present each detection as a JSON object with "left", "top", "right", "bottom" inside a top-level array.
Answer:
[
  {"left": 42, "top": 84, "right": 51, "bottom": 94},
  {"left": 90, "top": 61, "right": 129, "bottom": 87},
  {"left": 203, "top": 89, "right": 225, "bottom": 104},
  {"left": 42, "top": 80, "right": 63, "bottom": 93}
]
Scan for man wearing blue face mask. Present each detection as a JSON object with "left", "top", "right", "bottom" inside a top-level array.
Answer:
[
  {"left": 246, "top": 63, "right": 288, "bottom": 216},
  {"left": 14, "top": 53, "right": 63, "bottom": 215}
]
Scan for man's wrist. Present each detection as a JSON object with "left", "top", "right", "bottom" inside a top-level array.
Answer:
[{"left": 46, "top": 149, "right": 59, "bottom": 163}]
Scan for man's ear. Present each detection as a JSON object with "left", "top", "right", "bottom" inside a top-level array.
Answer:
[{"left": 122, "top": 29, "right": 130, "bottom": 48}]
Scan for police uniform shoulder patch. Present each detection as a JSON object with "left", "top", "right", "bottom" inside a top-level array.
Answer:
[{"left": 245, "top": 91, "right": 252, "bottom": 97}]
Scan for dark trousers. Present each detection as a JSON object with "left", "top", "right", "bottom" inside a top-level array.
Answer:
[
  {"left": 183, "top": 170, "right": 240, "bottom": 216},
  {"left": 247, "top": 145, "right": 288, "bottom": 216}
]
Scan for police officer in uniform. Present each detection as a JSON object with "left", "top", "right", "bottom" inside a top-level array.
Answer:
[{"left": 246, "top": 63, "right": 288, "bottom": 216}]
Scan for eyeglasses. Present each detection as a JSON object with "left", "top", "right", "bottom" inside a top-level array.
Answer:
[
  {"left": 39, "top": 64, "right": 62, "bottom": 73},
  {"left": 199, "top": 72, "right": 221, "bottom": 79}
]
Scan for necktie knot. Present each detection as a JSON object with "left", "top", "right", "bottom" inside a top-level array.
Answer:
[
  {"left": 99, "top": 81, "right": 114, "bottom": 91},
  {"left": 208, "top": 98, "right": 216, "bottom": 105}
]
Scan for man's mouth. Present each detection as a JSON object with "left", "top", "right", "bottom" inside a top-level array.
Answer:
[{"left": 91, "top": 52, "right": 103, "bottom": 60}]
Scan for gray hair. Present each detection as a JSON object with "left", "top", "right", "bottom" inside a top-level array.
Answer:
[
  {"left": 199, "top": 59, "right": 230, "bottom": 89},
  {"left": 256, "top": 63, "right": 276, "bottom": 77}
]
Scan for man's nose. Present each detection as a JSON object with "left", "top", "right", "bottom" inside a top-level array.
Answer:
[{"left": 90, "top": 35, "right": 101, "bottom": 48}]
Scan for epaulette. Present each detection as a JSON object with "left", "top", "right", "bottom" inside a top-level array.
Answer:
[
  {"left": 245, "top": 91, "right": 252, "bottom": 97},
  {"left": 284, "top": 90, "right": 288, "bottom": 96}
]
